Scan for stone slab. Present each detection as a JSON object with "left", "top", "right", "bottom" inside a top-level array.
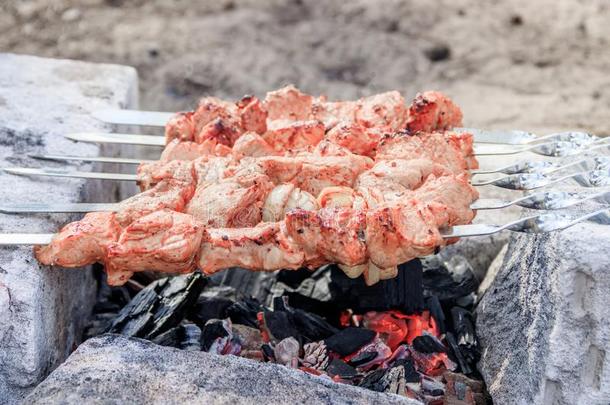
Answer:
[
  {"left": 476, "top": 197, "right": 610, "bottom": 404},
  {"left": 0, "top": 53, "right": 138, "bottom": 403},
  {"left": 25, "top": 334, "right": 421, "bottom": 405}
]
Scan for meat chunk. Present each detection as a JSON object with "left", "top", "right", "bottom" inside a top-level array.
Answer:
[
  {"left": 137, "top": 160, "right": 196, "bottom": 191},
  {"left": 263, "top": 120, "right": 325, "bottom": 151},
  {"left": 293, "top": 155, "right": 373, "bottom": 196},
  {"left": 262, "top": 183, "right": 318, "bottom": 222},
  {"left": 285, "top": 208, "right": 367, "bottom": 267},
  {"left": 107, "top": 211, "right": 204, "bottom": 285},
  {"left": 376, "top": 131, "right": 474, "bottom": 174},
  {"left": 232, "top": 132, "right": 277, "bottom": 159},
  {"left": 237, "top": 95, "right": 267, "bottom": 134},
  {"left": 355, "top": 90, "right": 407, "bottom": 131},
  {"left": 160, "top": 139, "right": 230, "bottom": 162},
  {"left": 365, "top": 201, "right": 444, "bottom": 269},
  {"left": 194, "top": 116, "right": 243, "bottom": 146},
  {"left": 406, "top": 91, "right": 463, "bottom": 133},
  {"left": 116, "top": 180, "right": 195, "bottom": 227},
  {"left": 165, "top": 112, "right": 196, "bottom": 143},
  {"left": 355, "top": 158, "right": 450, "bottom": 199},
  {"left": 325, "top": 121, "right": 382, "bottom": 157},
  {"left": 198, "top": 222, "right": 305, "bottom": 274},
  {"left": 186, "top": 177, "right": 273, "bottom": 227},
  {"left": 35, "top": 212, "right": 121, "bottom": 268},
  {"left": 264, "top": 85, "right": 313, "bottom": 120}
]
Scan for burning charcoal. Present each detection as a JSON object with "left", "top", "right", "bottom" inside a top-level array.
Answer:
[
  {"left": 451, "top": 307, "right": 480, "bottom": 365},
  {"left": 329, "top": 260, "right": 424, "bottom": 314},
  {"left": 443, "top": 371, "right": 487, "bottom": 405},
  {"left": 413, "top": 333, "right": 447, "bottom": 354},
  {"left": 326, "top": 359, "right": 358, "bottom": 380},
  {"left": 226, "top": 297, "right": 262, "bottom": 328},
  {"left": 423, "top": 255, "right": 478, "bottom": 303},
  {"left": 324, "top": 327, "right": 376, "bottom": 357},
  {"left": 301, "top": 341, "right": 329, "bottom": 370},
  {"left": 153, "top": 323, "right": 202, "bottom": 351},
  {"left": 410, "top": 347, "right": 457, "bottom": 375},
  {"left": 188, "top": 296, "right": 233, "bottom": 326},
  {"left": 201, "top": 318, "right": 241, "bottom": 355},
  {"left": 445, "top": 332, "right": 472, "bottom": 375},
  {"left": 358, "top": 365, "right": 406, "bottom": 395},
  {"left": 107, "top": 273, "right": 206, "bottom": 339},
  {"left": 274, "top": 337, "right": 300, "bottom": 368},
  {"left": 232, "top": 324, "right": 264, "bottom": 352},
  {"left": 259, "top": 309, "right": 299, "bottom": 343},
  {"left": 346, "top": 337, "right": 392, "bottom": 370}
]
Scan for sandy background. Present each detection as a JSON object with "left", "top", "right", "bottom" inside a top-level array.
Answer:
[{"left": 1, "top": 0, "right": 609, "bottom": 135}]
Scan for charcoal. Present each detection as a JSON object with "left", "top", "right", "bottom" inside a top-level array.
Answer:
[
  {"left": 200, "top": 285, "right": 238, "bottom": 300},
  {"left": 326, "top": 359, "right": 358, "bottom": 379},
  {"left": 324, "top": 327, "right": 376, "bottom": 357},
  {"left": 423, "top": 256, "right": 478, "bottom": 302},
  {"left": 207, "top": 268, "right": 277, "bottom": 303},
  {"left": 226, "top": 297, "right": 261, "bottom": 328},
  {"left": 260, "top": 309, "right": 299, "bottom": 342},
  {"left": 84, "top": 313, "right": 118, "bottom": 339},
  {"left": 358, "top": 365, "right": 406, "bottom": 395},
  {"left": 451, "top": 307, "right": 480, "bottom": 365},
  {"left": 232, "top": 324, "right": 264, "bottom": 351},
  {"left": 413, "top": 334, "right": 447, "bottom": 354},
  {"left": 274, "top": 337, "right": 300, "bottom": 367},
  {"left": 261, "top": 343, "right": 275, "bottom": 361},
  {"left": 446, "top": 332, "right": 472, "bottom": 375},
  {"left": 348, "top": 351, "right": 377, "bottom": 367},
  {"left": 200, "top": 318, "right": 241, "bottom": 354},
  {"left": 425, "top": 296, "right": 446, "bottom": 334},
  {"left": 107, "top": 272, "right": 206, "bottom": 339},
  {"left": 188, "top": 296, "right": 233, "bottom": 326},
  {"left": 273, "top": 297, "right": 338, "bottom": 342},
  {"left": 394, "top": 358, "right": 420, "bottom": 383},
  {"left": 422, "top": 375, "right": 445, "bottom": 396},
  {"left": 329, "top": 260, "right": 424, "bottom": 314},
  {"left": 153, "top": 324, "right": 202, "bottom": 351}
]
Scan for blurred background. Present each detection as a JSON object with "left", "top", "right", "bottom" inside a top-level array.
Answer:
[{"left": 1, "top": 0, "right": 609, "bottom": 134}]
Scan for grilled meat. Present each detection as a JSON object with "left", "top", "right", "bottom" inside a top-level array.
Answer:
[{"left": 35, "top": 87, "right": 478, "bottom": 286}]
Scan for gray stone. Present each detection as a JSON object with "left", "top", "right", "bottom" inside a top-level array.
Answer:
[
  {"left": 0, "top": 53, "right": 138, "bottom": 403},
  {"left": 25, "top": 334, "right": 422, "bottom": 405},
  {"left": 476, "top": 198, "right": 610, "bottom": 404}
]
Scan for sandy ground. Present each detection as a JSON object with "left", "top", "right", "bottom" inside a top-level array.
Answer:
[{"left": 1, "top": 0, "right": 609, "bottom": 136}]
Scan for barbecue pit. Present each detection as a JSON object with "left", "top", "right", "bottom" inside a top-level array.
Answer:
[{"left": 1, "top": 53, "right": 604, "bottom": 404}]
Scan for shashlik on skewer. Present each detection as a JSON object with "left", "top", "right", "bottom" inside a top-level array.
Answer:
[{"left": 14, "top": 86, "right": 607, "bottom": 288}]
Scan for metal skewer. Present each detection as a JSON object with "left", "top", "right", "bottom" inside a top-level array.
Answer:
[
  {"left": 1, "top": 208, "right": 607, "bottom": 245},
  {"left": 91, "top": 108, "right": 599, "bottom": 147},
  {"left": 2, "top": 167, "right": 137, "bottom": 181},
  {"left": 0, "top": 192, "right": 605, "bottom": 215},
  {"left": 28, "top": 154, "right": 153, "bottom": 165},
  {"left": 472, "top": 168, "right": 610, "bottom": 190},
  {"left": 440, "top": 207, "right": 610, "bottom": 238}
]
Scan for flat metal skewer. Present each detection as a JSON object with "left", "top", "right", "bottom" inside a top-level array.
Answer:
[
  {"left": 92, "top": 108, "right": 599, "bottom": 147},
  {"left": 1, "top": 208, "right": 607, "bottom": 245},
  {"left": 0, "top": 203, "right": 117, "bottom": 214},
  {"left": 440, "top": 207, "right": 610, "bottom": 238},
  {"left": 64, "top": 132, "right": 165, "bottom": 146},
  {"left": 28, "top": 154, "right": 153, "bottom": 165},
  {"left": 2, "top": 167, "right": 137, "bottom": 181}
]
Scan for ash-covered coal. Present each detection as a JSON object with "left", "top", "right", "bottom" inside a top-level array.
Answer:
[{"left": 86, "top": 259, "right": 487, "bottom": 404}]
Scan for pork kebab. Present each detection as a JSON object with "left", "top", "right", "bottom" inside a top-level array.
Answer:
[{"left": 35, "top": 87, "right": 479, "bottom": 286}]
